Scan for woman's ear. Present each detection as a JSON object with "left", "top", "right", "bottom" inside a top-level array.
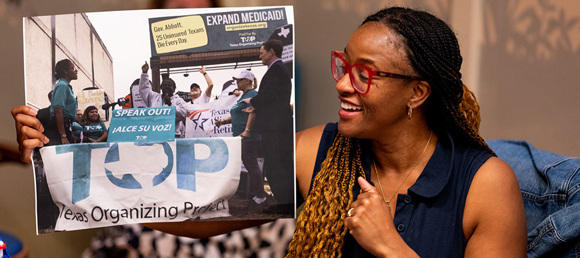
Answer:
[{"left": 409, "top": 80, "right": 431, "bottom": 109}]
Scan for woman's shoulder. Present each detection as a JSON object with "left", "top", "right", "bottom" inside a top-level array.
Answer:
[
  {"left": 296, "top": 123, "right": 338, "bottom": 152},
  {"left": 246, "top": 89, "right": 258, "bottom": 97},
  {"left": 470, "top": 156, "right": 517, "bottom": 192},
  {"left": 296, "top": 125, "right": 327, "bottom": 165},
  {"left": 296, "top": 124, "right": 327, "bottom": 140},
  {"left": 462, "top": 155, "right": 527, "bottom": 256},
  {"left": 53, "top": 79, "right": 68, "bottom": 88}
]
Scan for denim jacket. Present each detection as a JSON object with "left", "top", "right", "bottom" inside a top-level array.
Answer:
[{"left": 488, "top": 140, "right": 580, "bottom": 258}]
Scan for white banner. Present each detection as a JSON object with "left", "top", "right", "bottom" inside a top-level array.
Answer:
[
  {"left": 39, "top": 137, "right": 241, "bottom": 231},
  {"left": 185, "top": 95, "right": 239, "bottom": 138}
]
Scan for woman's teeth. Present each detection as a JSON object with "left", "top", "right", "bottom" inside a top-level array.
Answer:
[{"left": 341, "top": 102, "right": 362, "bottom": 111}]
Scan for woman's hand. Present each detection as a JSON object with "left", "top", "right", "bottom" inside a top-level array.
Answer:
[
  {"left": 239, "top": 129, "right": 250, "bottom": 138},
  {"left": 242, "top": 106, "right": 254, "bottom": 113},
  {"left": 344, "top": 177, "right": 419, "bottom": 258},
  {"left": 11, "top": 105, "right": 49, "bottom": 163}
]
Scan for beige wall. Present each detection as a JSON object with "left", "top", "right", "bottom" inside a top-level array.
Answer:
[
  {"left": 2, "top": 0, "right": 580, "bottom": 256},
  {"left": 477, "top": 0, "right": 580, "bottom": 157},
  {"left": 24, "top": 13, "right": 115, "bottom": 116},
  {"left": 23, "top": 17, "right": 54, "bottom": 109}
]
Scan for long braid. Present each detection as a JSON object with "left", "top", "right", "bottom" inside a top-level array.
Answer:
[
  {"left": 363, "top": 7, "right": 493, "bottom": 153},
  {"left": 287, "top": 134, "right": 365, "bottom": 257}
]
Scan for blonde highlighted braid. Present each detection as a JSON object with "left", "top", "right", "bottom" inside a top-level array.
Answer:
[
  {"left": 459, "top": 83, "right": 486, "bottom": 143},
  {"left": 287, "top": 134, "right": 365, "bottom": 257}
]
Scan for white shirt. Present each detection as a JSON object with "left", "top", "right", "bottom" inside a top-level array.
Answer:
[{"left": 138, "top": 73, "right": 189, "bottom": 137}]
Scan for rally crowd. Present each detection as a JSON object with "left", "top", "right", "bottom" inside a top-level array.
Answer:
[{"left": 37, "top": 39, "right": 294, "bottom": 210}]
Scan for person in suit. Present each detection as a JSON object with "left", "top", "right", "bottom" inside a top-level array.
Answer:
[{"left": 244, "top": 39, "right": 294, "bottom": 212}]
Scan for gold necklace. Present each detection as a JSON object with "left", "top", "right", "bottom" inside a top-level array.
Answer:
[{"left": 373, "top": 131, "right": 432, "bottom": 212}]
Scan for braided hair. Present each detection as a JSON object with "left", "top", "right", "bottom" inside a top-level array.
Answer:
[
  {"left": 288, "top": 134, "right": 365, "bottom": 256},
  {"left": 287, "top": 7, "right": 492, "bottom": 257},
  {"left": 363, "top": 7, "right": 492, "bottom": 153}
]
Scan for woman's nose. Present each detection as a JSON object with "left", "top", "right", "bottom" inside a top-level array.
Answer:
[{"left": 336, "top": 73, "right": 355, "bottom": 95}]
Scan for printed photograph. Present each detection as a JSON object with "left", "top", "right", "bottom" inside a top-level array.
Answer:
[{"left": 24, "top": 6, "right": 295, "bottom": 234}]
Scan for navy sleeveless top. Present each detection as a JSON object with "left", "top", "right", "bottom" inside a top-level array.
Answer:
[{"left": 310, "top": 123, "right": 493, "bottom": 257}]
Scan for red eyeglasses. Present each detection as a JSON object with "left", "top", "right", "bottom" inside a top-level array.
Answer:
[{"left": 331, "top": 51, "right": 423, "bottom": 95}]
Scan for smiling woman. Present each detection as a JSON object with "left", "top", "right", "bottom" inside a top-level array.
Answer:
[
  {"left": 289, "top": 7, "right": 527, "bottom": 257},
  {"left": 81, "top": 105, "right": 108, "bottom": 143},
  {"left": 10, "top": 6, "right": 527, "bottom": 258}
]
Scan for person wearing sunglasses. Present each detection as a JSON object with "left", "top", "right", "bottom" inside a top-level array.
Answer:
[{"left": 11, "top": 6, "right": 526, "bottom": 257}]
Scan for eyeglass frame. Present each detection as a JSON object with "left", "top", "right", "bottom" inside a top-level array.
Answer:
[{"left": 331, "top": 51, "right": 424, "bottom": 95}]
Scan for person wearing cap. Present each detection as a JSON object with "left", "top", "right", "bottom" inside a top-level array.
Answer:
[
  {"left": 215, "top": 70, "right": 267, "bottom": 205},
  {"left": 189, "top": 66, "right": 214, "bottom": 104}
]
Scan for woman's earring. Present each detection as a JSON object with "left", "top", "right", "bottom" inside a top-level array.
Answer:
[{"left": 407, "top": 103, "right": 413, "bottom": 119}]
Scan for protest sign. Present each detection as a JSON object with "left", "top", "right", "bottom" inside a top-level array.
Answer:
[
  {"left": 149, "top": 7, "right": 288, "bottom": 56},
  {"left": 185, "top": 94, "right": 239, "bottom": 138},
  {"left": 108, "top": 106, "right": 176, "bottom": 142}
]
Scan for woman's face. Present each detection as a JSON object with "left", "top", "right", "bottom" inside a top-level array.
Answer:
[
  {"left": 67, "top": 62, "right": 78, "bottom": 81},
  {"left": 88, "top": 109, "right": 99, "bottom": 122},
  {"left": 235, "top": 78, "right": 251, "bottom": 90},
  {"left": 336, "top": 22, "right": 418, "bottom": 139}
]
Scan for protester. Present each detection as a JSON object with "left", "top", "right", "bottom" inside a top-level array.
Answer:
[
  {"left": 50, "top": 59, "right": 78, "bottom": 145},
  {"left": 80, "top": 106, "right": 107, "bottom": 143},
  {"left": 244, "top": 39, "right": 294, "bottom": 211},
  {"left": 138, "top": 62, "right": 189, "bottom": 138},
  {"left": 215, "top": 70, "right": 267, "bottom": 205},
  {"left": 189, "top": 66, "right": 214, "bottom": 104}
]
